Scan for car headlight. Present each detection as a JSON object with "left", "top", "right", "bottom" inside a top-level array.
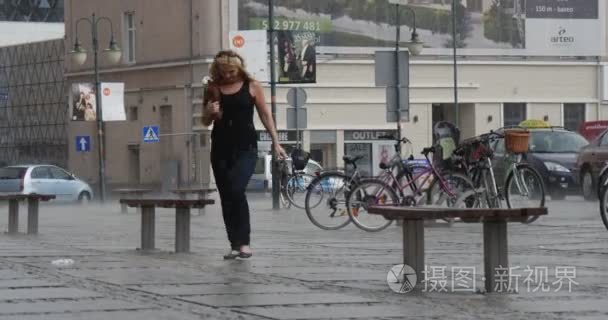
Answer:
[{"left": 544, "top": 162, "right": 570, "bottom": 173}]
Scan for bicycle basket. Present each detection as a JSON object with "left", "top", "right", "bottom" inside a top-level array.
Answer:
[
  {"left": 505, "top": 129, "right": 530, "bottom": 154},
  {"left": 460, "top": 137, "right": 491, "bottom": 163},
  {"left": 290, "top": 148, "right": 310, "bottom": 171}
]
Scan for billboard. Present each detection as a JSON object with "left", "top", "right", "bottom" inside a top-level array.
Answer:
[
  {"left": 70, "top": 83, "right": 96, "bottom": 121},
  {"left": 235, "top": 0, "right": 605, "bottom": 56},
  {"left": 277, "top": 30, "right": 317, "bottom": 83}
]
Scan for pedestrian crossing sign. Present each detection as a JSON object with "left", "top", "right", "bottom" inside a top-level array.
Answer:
[{"left": 142, "top": 125, "right": 160, "bottom": 143}]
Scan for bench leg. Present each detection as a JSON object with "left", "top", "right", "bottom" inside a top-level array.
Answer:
[
  {"left": 140, "top": 206, "right": 155, "bottom": 251},
  {"left": 7, "top": 199, "right": 19, "bottom": 234},
  {"left": 403, "top": 219, "right": 425, "bottom": 288},
  {"left": 120, "top": 203, "right": 128, "bottom": 214},
  {"left": 483, "top": 220, "right": 509, "bottom": 293},
  {"left": 175, "top": 207, "right": 191, "bottom": 253},
  {"left": 27, "top": 198, "right": 39, "bottom": 235}
]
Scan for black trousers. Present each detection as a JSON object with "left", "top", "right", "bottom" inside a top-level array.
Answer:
[{"left": 211, "top": 147, "right": 257, "bottom": 249}]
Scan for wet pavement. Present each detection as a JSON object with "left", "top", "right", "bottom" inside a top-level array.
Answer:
[{"left": 0, "top": 194, "right": 607, "bottom": 319}]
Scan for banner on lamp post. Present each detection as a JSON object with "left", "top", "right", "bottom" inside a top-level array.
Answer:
[
  {"left": 229, "top": 30, "right": 269, "bottom": 82},
  {"left": 100, "top": 82, "right": 126, "bottom": 121}
]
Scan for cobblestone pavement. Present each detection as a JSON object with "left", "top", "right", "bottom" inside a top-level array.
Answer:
[{"left": 0, "top": 194, "right": 607, "bottom": 319}]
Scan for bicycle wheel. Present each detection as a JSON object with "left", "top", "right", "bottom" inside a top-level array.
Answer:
[
  {"left": 304, "top": 172, "right": 352, "bottom": 230},
  {"left": 478, "top": 168, "right": 502, "bottom": 209},
  {"left": 599, "top": 183, "right": 608, "bottom": 231},
  {"left": 505, "top": 164, "right": 545, "bottom": 223},
  {"left": 285, "top": 173, "right": 315, "bottom": 209},
  {"left": 427, "top": 171, "right": 478, "bottom": 223},
  {"left": 427, "top": 172, "right": 477, "bottom": 208},
  {"left": 347, "top": 179, "right": 397, "bottom": 232}
]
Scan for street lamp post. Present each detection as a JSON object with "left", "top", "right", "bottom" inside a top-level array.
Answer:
[
  {"left": 70, "top": 13, "right": 121, "bottom": 202},
  {"left": 268, "top": 0, "right": 281, "bottom": 210},
  {"left": 390, "top": 0, "right": 423, "bottom": 142},
  {"left": 451, "top": 0, "right": 459, "bottom": 128}
]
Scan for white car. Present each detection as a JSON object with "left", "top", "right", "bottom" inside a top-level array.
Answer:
[{"left": 0, "top": 165, "right": 94, "bottom": 202}]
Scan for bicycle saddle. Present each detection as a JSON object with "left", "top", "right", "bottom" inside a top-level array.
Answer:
[{"left": 343, "top": 155, "right": 363, "bottom": 165}]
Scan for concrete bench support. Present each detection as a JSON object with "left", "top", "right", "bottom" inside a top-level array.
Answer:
[
  {"left": 27, "top": 198, "right": 39, "bottom": 234},
  {"left": 175, "top": 207, "right": 191, "bottom": 253},
  {"left": 483, "top": 220, "right": 509, "bottom": 293},
  {"left": 403, "top": 219, "right": 425, "bottom": 286},
  {"left": 8, "top": 199, "right": 19, "bottom": 234},
  {"left": 141, "top": 206, "right": 155, "bottom": 251}
]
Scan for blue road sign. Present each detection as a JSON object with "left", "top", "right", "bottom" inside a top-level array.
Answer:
[
  {"left": 142, "top": 125, "right": 160, "bottom": 143},
  {"left": 76, "top": 136, "right": 91, "bottom": 152}
]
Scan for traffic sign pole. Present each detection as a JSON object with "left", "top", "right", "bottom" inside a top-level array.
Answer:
[{"left": 269, "top": 0, "right": 280, "bottom": 210}]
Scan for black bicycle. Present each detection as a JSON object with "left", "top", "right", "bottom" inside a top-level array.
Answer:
[{"left": 304, "top": 155, "right": 365, "bottom": 230}]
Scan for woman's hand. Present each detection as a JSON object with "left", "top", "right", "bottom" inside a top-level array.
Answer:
[
  {"left": 274, "top": 144, "right": 288, "bottom": 160},
  {"left": 205, "top": 101, "right": 221, "bottom": 118}
]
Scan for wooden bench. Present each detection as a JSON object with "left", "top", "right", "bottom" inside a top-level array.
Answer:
[
  {"left": 368, "top": 206, "right": 547, "bottom": 293},
  {"left": 171, "top": 187, "right": 217, "bottom": 216},
  {"left": 120, "top": 198, "right": 214, "bottom": 253},
  {"left": 112, "top": 188, "right": 153, "bottom": 213},
  {"left": 0, "top": 194, "right": 55, "bottom": 235}
]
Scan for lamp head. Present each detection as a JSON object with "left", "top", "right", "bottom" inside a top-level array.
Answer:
[
  {"left": 104, "top": 38, "right": 122, "bottom": 65},
  {"left": 407, "top": 32, "right": 423, "bottom": 56},
  {"left": 70, "top": 40, "right": 87, "bottom": 66}
]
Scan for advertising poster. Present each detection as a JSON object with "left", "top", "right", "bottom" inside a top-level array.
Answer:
[
  {"left": 236, "top": 0, "right": 605, "bottom": 56},
  {"left": 372, "top": 143, "right": 395, "bottom": 177},
  {"left": 277, "top": 30, "right": 318, "bottom": 83},
  {"left": 70, "top": 83, "right": 96, "bottom": 121}
]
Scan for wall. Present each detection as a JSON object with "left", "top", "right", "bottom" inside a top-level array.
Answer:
[
  {"left": 65, "top": 0, "right": 219, "bottom": 192},
  {"left": 529, "top": 103, "right": 561, "bottom": 126}
]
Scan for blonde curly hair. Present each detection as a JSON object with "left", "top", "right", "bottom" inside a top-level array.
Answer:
[{"left": 208, "top": 50, "right": 254, "bottom": 85}]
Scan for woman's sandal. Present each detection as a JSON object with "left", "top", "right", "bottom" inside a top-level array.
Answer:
[
  {"left": 238, "top": 251, "right": 252, "bottom": 259},
  {"left": 238, "top": 246, "right": 253, "bottom": 259},
  {"left": 223, "top": 250, "right": 239, "bottom": 260}
]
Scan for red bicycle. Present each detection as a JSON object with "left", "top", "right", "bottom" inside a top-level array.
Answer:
[{"left": 345, "top": 136, "right": 476, "bottom": 232}]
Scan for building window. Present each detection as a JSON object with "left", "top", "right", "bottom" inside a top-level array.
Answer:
[
  {"left": 503, "top": 103, "right": 526, "bottom": 127},
  {"left": 129, "top": 106, "right": 138, "bottom": 121},
  {"left": 123, "top": 12, "right": 136, "bottom": 63},
  {"left": 563, "top": 103, "right": 585, "bottom": 132}
]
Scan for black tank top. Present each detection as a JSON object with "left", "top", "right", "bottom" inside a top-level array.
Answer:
[{"left": 211, "top": 80, "right": 257, "bottom": 152}]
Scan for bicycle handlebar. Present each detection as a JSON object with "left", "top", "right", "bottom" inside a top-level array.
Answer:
[{"left": 421, "top": 146, "right": 435, "bottom": 156}]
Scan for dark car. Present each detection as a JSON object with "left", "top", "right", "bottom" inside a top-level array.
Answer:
[
  {"left": 574, "top": 128, "right": 608, "bottom": 200},
  {"left": 492, "top": 127, "right": 589, "bottom": 200}
]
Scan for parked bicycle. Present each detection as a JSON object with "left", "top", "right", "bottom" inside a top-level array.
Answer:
[
  {"left": 345, "top": 135, "right": 476, "bottom": 232},
  {"left": 304, "top": 155, "right": 365, "bottom": 230},
  {"left": 277, "top": 149, "right": 316, "bottom": 210},
  {"left": 304, "top": 135, "right": 424, "bottom": 231},
  {"left": 453, "top": 127, "right": 545, "bottom": 223}
]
